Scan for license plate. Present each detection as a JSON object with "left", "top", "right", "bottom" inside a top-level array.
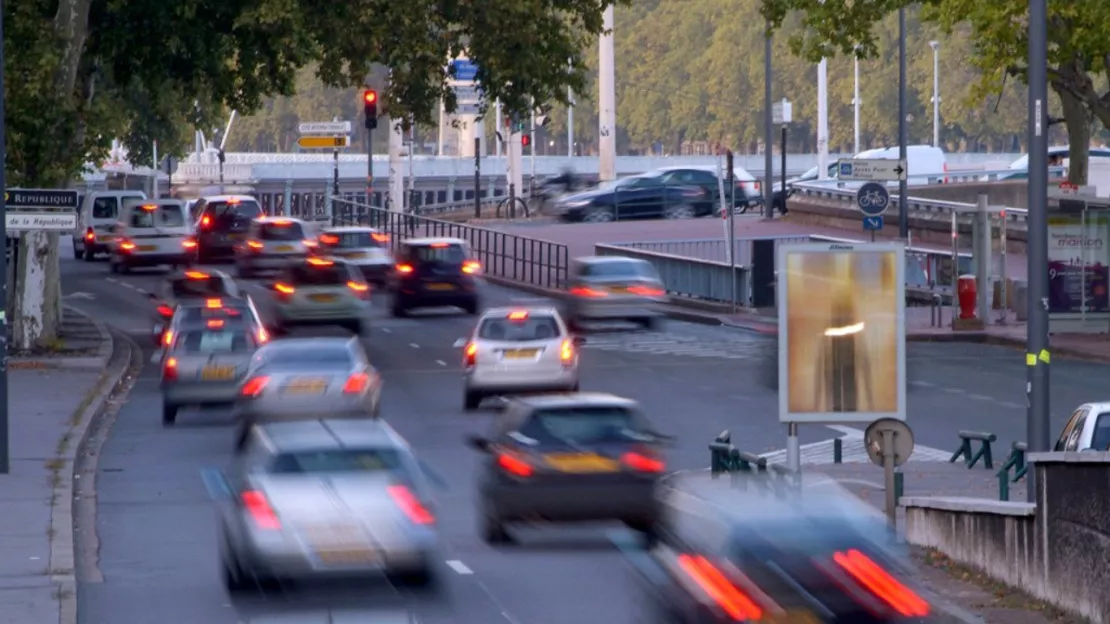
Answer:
[
  {"left": 503, "top": 349, "right": 539, "bottom": 359},
  {"left": 312, "top": 547, "right": 377, "bottom": 566},
  {"left": 285, "top": 379, "right": 327, "bottom": 394},
  {"left": 309, "top": 294, "right": 336, "bottom": 302},
  {"left": 200, "top": 366, "right": 235, "bottom": 381},
  {"left": 608, "top": 285, "right": 630, "bottom": 293},
  {"left": 426, "top": 283, "right": 455, "bottom": 291},
  {"left": 228, "top": 233, "right": 243, "bottom": 240},
  {"left": 342, "top": 251, "right": 366, "bottom": 259},
  {"left": 543, "top": 453, "right": 619, "bottom": 473},
  {"left": 138, "top": 245, "right": 157, "bottom": 252},
  {"left": 276, "top": 245, "right": 293, "bottom": 252}
]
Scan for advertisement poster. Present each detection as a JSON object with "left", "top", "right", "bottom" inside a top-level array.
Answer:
[
  {"left": 1047, "top": 214, "right": 1110, "bottom": 314},
  {"left": 777, "top": 243, "right": 906, "bottom": 424}
]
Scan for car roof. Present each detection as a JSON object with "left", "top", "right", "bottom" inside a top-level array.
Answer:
[
  {"left": 652, "top": 165, "right": 756, "bottom": 179},
  {"left": 404, "top": 237, "right": 467, "bottom": 246},
  {"left": 511, "top": 392, "right": 639, "bottom": 410},
  {"left": 200, "top": 195, "right": 258, "bottom": 203},
  {"left": 323, "top": 226, "right": 382, "bottom": 233},
  {"left": 574, "top": 255, "right": 650, "bottom": 265},
  {"left": 481, "top": 305, "right": 561, "bottom": 319},
  {"left": 1076, "top": 402, "right": 1110, "bottom": 412},
  {"left": 259, "top": 419, "right": 405, "bottom": 454}
]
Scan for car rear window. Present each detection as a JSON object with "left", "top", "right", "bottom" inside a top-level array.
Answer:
[
  {"left": 170, "top": 275, "right": 232, "bottom": 298},
  {"left": 289, "top": 263, "right": 348, "bottom": 285},
  {"left": 320, "top": 231, "right": 387, "bottom": 248},
  {"left": 129, "top": 205, "right": 187, "bottom": 228},
  {"left": 478, "top": 315, "right": 561, "bottom": 341},
  {"left": 178, "top": 304, "right": 248, "bottom": 324},
  {"left": 268, "top": 448, "right": 406, "bottom": 475},
  {"left": 176, "top": 330, "right": 252, "bottom": 353},
  {"left": 205, "top": 200, "right": 262, "bottom": 223},
  {"left": 259, "top": 221, "right": 306, "bottom": 241},
  {"left": 262, "top": 345, "right": 351, "bottom": 366},
  {"left": 91, "top": 197, "right": 118, "bottom": 219},
  {"left": 516, "top": 406, "right": 649, "bottom": 445},
  {"left": 580, "top": 261, "right": 658, "bottom": 279},
  {"left": 407, "top": 243, "right": 467, "bottom": 265}
]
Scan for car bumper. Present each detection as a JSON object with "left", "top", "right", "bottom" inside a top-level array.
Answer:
[
  {"left": 235, "top": 527, "right": 438, "bottom": 580},
  {"left": 162, "top": 380, "right": 242, "bottom": 406},
  {"left": 487, "top": 479, "right": 658, "bottom": 523},
  {"left": 466, "top": 366, "right": 578, "bottom": 393},
  {"left": 570, "top": 299, "right": 664, "bottom": 321},
  {"left": 84, "top": 241, "right": 112, "bottom": 254},
  {"left": 235, "top": 398, "right": 374, "bottom": 423},
  {"left": 118, "top": 252, "right": 191, "bottom": 267}
]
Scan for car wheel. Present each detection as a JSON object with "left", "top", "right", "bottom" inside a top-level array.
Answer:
[
  {"left": 481, "top": 512, "right": 510, "bottom": 544},
  {"left": 395, "top": 564, "right": 437, "bottom": 589},
  {"left": 83, "top": 247, "right": 96, "bottom": 262},
  {"left": 221, "top": 552, "right": 249, "bottom": 593},
  {"left": 464, "top": 390, "right": 482, "bottom": 411},
  {"left": 582, "top": 207, "right": 615, "bottom": 223},
  {"left": 108, "top": 257, "right": 119, "bottom": 274},
  {"left": 162, "top": 403, "right": 178, "bottom": 426},
  {"left": 663, "top": 203, "right": 695, "bottom": 220},
  {"left": 72, "top": 244, "right": 81, "bottom": 260},
  {"left": 118, "top": 260, "right": 131, "bottom": 275}
]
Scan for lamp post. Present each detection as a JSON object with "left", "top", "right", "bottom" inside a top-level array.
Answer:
[
  {"left": 852, "top": 53, "right": 861, "bottom": 154},
  {"left": 930, "top": 40, "right": 941, "bottom": 147}
]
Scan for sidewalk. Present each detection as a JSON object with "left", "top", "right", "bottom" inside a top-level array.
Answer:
[{"left": 0, "top": 308, "right": 133, "bottom": 624}]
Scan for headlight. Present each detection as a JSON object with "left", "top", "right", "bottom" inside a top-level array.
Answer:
[{"left": 562, "top": 199, "right": 591, "bottom": 208}]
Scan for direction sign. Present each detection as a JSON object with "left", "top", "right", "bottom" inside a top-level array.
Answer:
[
  {"left": 298, "top": 121, "right": 352, "bottom": 135},
  {"left": 863, "top": 216, "right": 884, "bottom": 231},
  {"left": 4, "top": 189, "right": 79, "bottom": 209},
  {"left": 856, "top": 181, "right": 891, "bottom": 217},
  {"left": 450, "top": 59, "right": 479, "bottom": 82},
  {"left": 297, "top": 136, "right": 350, "bottom": 149},
  {"left": 838, "top": 158, "right": 906, "bottom": 182},
  {"left": 772, "top": 99, "right": 792, "bottom": 125},
  {"left": 7, "top": 211, "right": 77, "bottom": 231},
  {"left": 1048, "top": 182, "right": 1097, "bottom": 198}
]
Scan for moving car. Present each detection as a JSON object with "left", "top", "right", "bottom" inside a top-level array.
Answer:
[
  {"left": 149, "top": 269, "right": 245, "bottom": 334},
  {"left": 389, "top": 237, "right": 481, "bottom": 317},
  {"left": 160, "top": 319, "right": 261, "bottom": 425},
  {"left": 1053, "top": 402, "right": 1110, "bottom": 451},
  {"left": 155, "top": 296, "right": 267, "bottom": 350},
  {"left": 546, "top": 170, "right": 709, "bottom": 223},
  {"left": 466, "top": 393, "right": 669, "bottom": 544},
  {"left": 109, "top": 199, "right": 195, "bottom": 273},
  {"left": 457, "top": 307, "right": 584, "bottom": 411},
  {"left": 193, "top": 195, "right": 264, "bottom": 262},
  {"left": 314, "top": 226, "right": 395, "bottom": 286},
  {"left": 561, "top": 256, "right": 667, "bottom": 329},
  {"left": 268, "top": 257, "right": 372, "bottom": 336},
  {"left": 234, "top": 216, "right": 316, "bottom": 278},
  {"left": 210, "top": 419, "right": 440, "bottom": 592},
  {"left": 77, "top": 190, "right": 147, "bottom": 260}
]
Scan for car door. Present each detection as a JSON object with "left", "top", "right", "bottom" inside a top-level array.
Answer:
[
  {"left": 1055, "top": 408, "right": 1088, "bottom": 450},
  {"left": 614, "top": 176, "right": 665, "bottom": 219}
]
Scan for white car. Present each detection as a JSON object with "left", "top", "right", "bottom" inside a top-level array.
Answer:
[
  {"left": 456, "top": 307, "right": 584, "bottom": 411},
  {"left": 1054, "top": 402, "right": 1110, "bottom": 452}
]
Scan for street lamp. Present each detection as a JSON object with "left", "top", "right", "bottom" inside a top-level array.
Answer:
[
  {"left": 929, "top": 40, "right": 941, "bottom": 147},
  {"left": 852, "top": 49, "right": 861, "bottom": 155}
]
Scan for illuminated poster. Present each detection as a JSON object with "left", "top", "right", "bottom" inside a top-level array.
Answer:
[
  {"left": 777, "top": 243, "right": 906, "bottom": 423},
  {"left": 1047, "top": 214, "right": 1110, "bottom": 314}
]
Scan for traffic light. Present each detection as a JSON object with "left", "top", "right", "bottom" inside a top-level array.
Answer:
[
  {"left": 521, "top": 135, "right": 531, "bottom": 148},
  {"left": 363, "top": 90, "right": 378, "bottom": 129}
]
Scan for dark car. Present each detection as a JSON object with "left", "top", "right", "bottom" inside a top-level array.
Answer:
[
  {"left": 192, "top": 195, "right": 264, "bottom": 262},
  {"left": 548, "top": 168, "right": 754, "bottom": 223},
  {"left": 388, "top": 237, "right": 481, "bottom": 317}
]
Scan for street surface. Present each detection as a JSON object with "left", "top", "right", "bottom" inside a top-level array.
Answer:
[{"left": 61, "top": 254, "right": 1108, "bottom": 623}]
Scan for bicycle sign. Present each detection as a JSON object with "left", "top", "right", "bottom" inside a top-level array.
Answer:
[{"left": 856, "top": 182, "right": 891, "bottom": 217}]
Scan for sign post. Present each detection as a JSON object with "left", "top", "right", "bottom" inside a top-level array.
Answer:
[
  {"left": 297, "top": 122, "right": 352, "bottom": 210},
  {"left": 856, "top": 182, "right": 891, "bottom": 242},
  {"left": 837, "top": 158, "right": 907, "bottom": 182},
  {"left": 864, "top": 418, "right": 916, "bottom": 529},
  {"left": 773, "top": 99, "right": 792, "bottom": 216}
]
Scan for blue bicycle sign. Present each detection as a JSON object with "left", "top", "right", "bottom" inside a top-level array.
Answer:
[{"left": 856, "top": 182, "right": 891, "bottom": 217}]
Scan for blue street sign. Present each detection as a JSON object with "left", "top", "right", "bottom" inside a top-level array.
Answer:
[
  {"left": 856, "top": 181, "right": 891, "bottom": 217},
  {"left": 451, "top": 59, "right": 479, "bottom": 82},
  {"left": 863, "top": 215, "right": 884, "bottom": 231},
  {"left": 839, "top": 162, "right": 853, "bottom": 177}
]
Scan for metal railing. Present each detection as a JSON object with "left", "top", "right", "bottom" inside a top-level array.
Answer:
[{"left": 595, "top": 242, "right": 747, "bottom": 305}]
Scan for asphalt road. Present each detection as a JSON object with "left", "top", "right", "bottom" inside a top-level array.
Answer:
[{"left": 61, "top": 255, "right": 1108, "bottom": 623}]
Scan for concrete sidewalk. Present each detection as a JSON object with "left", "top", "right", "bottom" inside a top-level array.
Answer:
[{"left": 0, "top": 308, "right": 134, "bottom": 624}]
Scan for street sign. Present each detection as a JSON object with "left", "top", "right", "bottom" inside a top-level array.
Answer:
[
  {"left": 1048, "top": 182, "right": 1097, "bottom": 198},
  {"left": 457, "top": 102, "right": 480, "bottom": 116},
  {"left": 856, "top": 181, "right": 891, "bottom": 217},
  {"left": 864, "top": 418, "right": 915, "bottom": 468},
  {"left": 772, "top": 99, "right": 792, "bottom": 125},
  {"left": 863, "top": 216, "right": 884, "bottom": 231},
  {"left": 450, "top": 59, "right": 479, "bottom": 82},
  {"left": 298, "top": 121, "right": 352, "bottom": 135},
  {"left": 297, "top": 136, "right": 350, "bottom": 149},
  {"left": 453, "top": 85, "right": 481, "bottom": 104},
  {"left": 6, "top": 211, "right": 78, "bottom": 231},
  {"left": 838, "top": 158, "right": 906, "bottom": 182},
  {"left": 4, "top": 189, "right": 79, "bottom": 209}
]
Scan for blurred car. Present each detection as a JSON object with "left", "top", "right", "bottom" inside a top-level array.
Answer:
[
  {"left": 653, "top": 165, "right": 761, "bottom": 213},
  {"left": 193, "top": 195, "right": 264, "bottom": 262},
  {"left": 211, "top": 419, "right": 440, "bottom": 592},
  {"left": 457, "top": 307, "right": 584, "bottom": 411},
  {"left": 465, "top": 393, "right": 670, "bottom": 544},
  {"left": 388, "top": 237, "right": 481, "bottom": 317},
  {"left": 314, "top": 226, "right": 395, "bottom": 286},
  {"left": 268, "top": 257, "right": 371, "bottom": 336},
  {"left": 155, "top": 296, "right": 268, "bottom": 349},
  {"left": 149, "top": 269, "right": 243, "bottom": 327},
  {"left": 1052, "top": 401, "right": 1110, "bottom": 451},
  {"left": 160, "top": 319, "right": 261, "bottom": 425},
  {"left": 234, "top": 337, "right": 383, "bottom": 449},
  {"left": 546, "top": 170, "right": 709, "bottom": 223},
  {"left": 234, "top": 216, "right": 317, "bottom": 278},
  {"left": 628, "top": 471, "right": 934, "bottom": 623},
  {"left": 561, "top": 256, "right": 666, "bottom": 329},
  {"left": 109, "top": 199, "right": 195, "bottom": 273}
]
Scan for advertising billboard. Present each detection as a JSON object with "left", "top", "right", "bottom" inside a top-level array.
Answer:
[
  {"left": 777, "top": 242, "right": 906, "bottom": 423},
  {"left": 1047, "top": 213, "right": 1110, "bottom": 314}
]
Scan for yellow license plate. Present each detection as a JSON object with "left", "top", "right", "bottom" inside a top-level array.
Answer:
[
  {"left": 426, "top": 283, "right": 455, "bottom": 291},
  {"left": 503, "top": 349, "right": 539, "bottom": 359},
  {"left": 544, "top": 453, "right": 619, "bottom": 473},
  {"left": 608, "top": 285, "right": 630, "bottom": 293},
  {"left": 285, "top": 379, "right": 327, "bottom": 394},
  {"left": 309, "top": 294, "right": 336, "bottom": 302},
  {"left": 276, "top": 245, "right": 293, "bottom": 251},
  {"left": 764, "top": 611, "right": 821, "bottom": 624},
  {"left": 201, "top": 366, "right": 235, "bottom": 381},
  {"left": 342, "top": 251, "right": 366, "bottom": 259},
  {"left": 314, "top": 548, "right": 378, "bottom": 565},
  {"left": 138, "top": 245, "right": 157, "bottom": 251}
]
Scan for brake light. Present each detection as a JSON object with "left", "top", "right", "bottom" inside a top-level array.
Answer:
[
  {"left": 119, "top": 240, "right": 136, "bottom": 251},
  {"left": 307, "top": 257, "right": 333, "bottom": 267},
  {"left": 621, "top": 451, "right": 665, "bottom": 473},
  {"left": 462, "top": 261, "right": 481, "bottom": 274},
  {"left": 241, "top": 490, "right": 280, "bottom": 530},
  {"left": 569, "top": 286, "right": 608, "bottom": 298},
  {"left": 185, "top": 270, "right": 209, "bottom": 280},
  {"left": 371, "top": 232, "right": 389, "bottom": 243},
  {"left": 141, "top": 204, "right": 157, "bottom": 211},
  {"left": 201, "top": 215, "right": 211, "bottom": 229},
  {"left": 85, "top": 228, "right": 95, "bottom": 241},
  {"left": 162, "top": 330, "right": 174, "bottom": 346},
  {"left": 162, "top": 357, "right": 178, "bottom": 381},
  {"left": 463, "top": 342, "right": 477, "bottom": 367},
  {"left": 206, "top": 319, "right": 225, "bottom": 328},
  {"left": 627, "top": 285, "right": 665, "bottom": 296},
  {"left": 348, "top": 280, "right": 369, "bottom": 293},
  {"left": 319, "top": 234, "right": 339, "bottom": 245},
  {"left": 387, "top": 485, "right": 435, "bottom": 525},
  {"left": 497, "top": 452, "right": 533, "bottom": 477},
  {"left": 246, "top": 240, "right": 263, "bottom": 250},
  {"left": 272, "top": 218, "right": 292, "bottom": 225},
  {"left": 430, "top": 242, "right": 448, "bottom": 248},
  {"left": 274, "top": 283, "right": 295, "bottom": 296},
  {"left": 507, "top": 310, "right": 528, "bottom": 320},
  {"left": 560, "top": 339, "right": 574, "bottom": 363},
  {"left": 302, "top": 239, "right": 317, "bottom": 248},
  {"left": 677, "top": 554, "right": 764, "bottom": 621},
  {"left": 396, "top": 264, "right": 414, "bottom": 274},
  {"left": 256, "top": 327, "right": 269, "bottom": 344},
  {"left": 156, "top": 304, "right": 174, "bottom": 317},
  {"left": 227, "top": 198, "right": 241, "bottom": 205},
  {"left": 343, "top": 372, "right": 370, "bottom": 393},
  {"left": 182, "top": 238, "right": 197, "bottom": 249},
  {"left": 240, "top": 376, "right": 270, "bottom": 398},
  {"left": 205, "top": 298, "right": 222, "bottom": 308},
  {"left": 832, "top": 550, "right": 931, "bottom": 617}
]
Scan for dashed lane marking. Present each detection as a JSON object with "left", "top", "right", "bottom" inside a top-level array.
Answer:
[
  {"left": 409, "top": 342, "right": 420, "bottom": 349},
  {"left": 445, "top": 560, "right": 473, "bottom": 575},
  {"left": 435, "top": 360, "right": 447, "bottom": 366}
]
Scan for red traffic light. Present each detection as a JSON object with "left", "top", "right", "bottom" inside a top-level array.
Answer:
[
  {"left": 522, "top": 135, "right": 531, "bottom": 147},
  {"left": 363, "top": 90, "right": 377, "bottom": 104}
]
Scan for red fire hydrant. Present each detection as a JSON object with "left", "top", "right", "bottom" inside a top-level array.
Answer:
[{"left": 957, "top": 275, "right": 977, "bottom": 319}]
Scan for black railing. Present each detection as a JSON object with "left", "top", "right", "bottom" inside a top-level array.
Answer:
[{"left": 329, "top": 197, "right": 568, "bottom": 290}]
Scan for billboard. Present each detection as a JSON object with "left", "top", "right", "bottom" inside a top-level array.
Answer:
[
  {"left": 1047, "top": 213, "right": 1110, "bottom": 314},
  {"left": 777, "top": 242, "right": 906, "bottom": 423}
]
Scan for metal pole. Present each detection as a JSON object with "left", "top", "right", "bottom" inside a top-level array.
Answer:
[
  {"left": 598, "top": 5, "right": 617, "bottom": 181},
  {"left": 407, "top": 124, "right": 416, "bottom": 211},
  {"left": 951, "top": 211, "right": 958, "bottom": 328},
  {"left": 0, "top": 0, "right": 9, "bottom": 474},
  {"left": 1000, "top": 210, "right": 1008, "bottom": 324},
  {"left": 333, "top": 147, "right": 340, "bottom": 198},
  {"left": 780, "top": 125, "right": 787, "bottom": 199},
  {"left": 495, "top": 100, "right": 503, "bottom": 158},
  {"left": 882, "top": 429, "right": 897, "bottom": 528},
  {"left": 763, "top": 26, "right": 774, "bottom": 219},
  {"left": 366, "top": 128, "right": 374, "bottom": 211},
  {"left": 727, "top": 152, "right": 737, "bottom": 312},
  {"left": 152, "top": 141, "right": 159, "bottom": 198},
  {"left": 817, "top": 58, "right": 828, "bottom": 180},
  {"left": 474, "top": 137, "right": 481, "bottom": 219},
  {"left": 567, "top": 73, "right": 575, "bottom": 158},
  {"left": 786, "top": 422, "right": 800, "bottom": 472},
  {"left": 897, "top": 7, "right": 909, "bottom": 238},
  {"left": 931, "top": 41, "right": 941, "bottom": 147},
  {"left": 853, "top": 55, "right": 860, "bottom": 154},
  {"left": 1026, "top": 0, "right": 1049, "bottom": 502},
  {"left": 529, "top": 105, "right": 536, "bottom": 196}
]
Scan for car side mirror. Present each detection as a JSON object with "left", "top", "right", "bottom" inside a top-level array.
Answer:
[
  {"left": 452, "top": 338, "right": 467, "bottom": 348},
  {"left": 465, "top": 435, "right": 490, "bottom": 452},
  {"left": 573, "top": 336, "right": 586, "bottom": 346}
]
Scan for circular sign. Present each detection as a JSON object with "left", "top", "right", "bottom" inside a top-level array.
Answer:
[
  {"left": 856, "top": 182, "right": 891, "bottom": 217},
  {"left": 864, "top": 418, "right": 915, "bottom": 468}
]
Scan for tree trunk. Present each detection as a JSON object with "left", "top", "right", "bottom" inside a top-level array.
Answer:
[{"left": 1056, "top": 84, "right": 1090, "bottom": 185}]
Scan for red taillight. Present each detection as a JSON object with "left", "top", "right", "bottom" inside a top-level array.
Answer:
[
  {"left": 240, "top": 376, "right": 270, "bottom": 398},
  {"left": 560, "top": 339, "right": 574, "bottom": 363},
  {"left": 302, "top": 239, "right": 318, "bottom": 248},
  {"left": 462, "top": 261, "right": 481, "bottom": 274},
  {"left": 201, "top": 215, "right": 212, "bottom": 229},
  {"left": 832, "top": 550, "right": 931, "bottom": 617},
  {"left": 348, "top": 281, "right": 370, "bottom": 298},
  {"left": 626, "top": 285, "right": 665, "bottom": 296},
  {"left": 371, "top": 232, "right": 389, "bottom": 243},
  {"left": 119, "top": 240, "right": 136, "bottom": 251},
  {"left": 156, "top": 304, "right": 174, "bottom": 317},
  {"left": 387, "top": 485, "right": 434, "bottom": 525},
  {"left": 163, "top": 357, "right": 178, "bottom": 381},
  {"left": 396, "top": 263, "right": 414, "bottom": 275},
  {"left": 246, "top": 240, "right": 263, "bottom": 251},
  {"left": 497, "top": 452, "right": 533, "bottom": 477},
  {"left": 241, "top": 490, "right": 281, "bottom": 530},
  {"left": 274, "top": 283, "right": 295, "bottom": 301},
  {"left": 85, "top": 228, "right": 95, "bottom": 241},
  {"left": 677, "top": 554, "right": 764, "bottom": 621},
  {"left": 463, "top": 342, "right": 477, "bottom": 367},
  {"left": 162, "top": 330, "right": 175, "bottom": 346},
  {"left": 182, "top": 238, "right": 197, "bottom": 249},
  {"left": 256, "top": 327, "right": 269, "bottom": 344},
  {"left": 569, "top": 286, "right": 608, "bottom": 298},
  {"left": 621, "top": 451, "right": 665, "bottom": 473},
  {"left": 343, "top": 372, "right": 370, "bottom": 394}
]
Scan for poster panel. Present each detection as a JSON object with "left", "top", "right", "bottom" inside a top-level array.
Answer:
[
  {"left": 777, "top": 242, "right": 906, "bottom": 423},
  {"left": 1047, "top": 213, "right": 1110, "bottom": 314}
]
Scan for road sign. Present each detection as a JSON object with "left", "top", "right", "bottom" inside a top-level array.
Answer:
[
  {"left": 863, "top": 216, "right": 884, "bottom": 231},
  {"left": 4, "top": 189, "right": 79, "bottom": 209},
  {"left": 1048, "top": 182, "right": 1097, "bottom": 198},
  {"left": 297, "top": 136, "right": 350, "bottom": 149},
  {"left": 298, "top": 121, "right": 352, "bottom": 135},
  {"left": 838, "top": 158, "right": 906, "bottom": 182},
  {"left": 450, "top": 59, "right": 479, "bottom": 82},
  {"left": 856, "top": 182, "right": 891, "bottom": 217},
  {"left": 772, "top": 99, "right": 792, "bottom": 125},
  {"left": 457, "top": 102, "right": 480, "bottom": 116},
  {"left": 453, "top": 84, "right": 481, "bottom": 104},
  {"left": 6, "top": 211, "right": 78, "bottom": 231},
  {"left": 864, "top": 418, "right": 915, "bottom": 467}
]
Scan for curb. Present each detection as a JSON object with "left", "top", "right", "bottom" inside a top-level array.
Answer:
[{"left": 49, "top": 306, "right": 135, "bottom": 624}]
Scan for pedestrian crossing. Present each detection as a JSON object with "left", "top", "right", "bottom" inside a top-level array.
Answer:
[
  {"left": 759, "top": 430, "right": 951, "bottom": 466},
  {"left": 580, "top": 330, "right": 771, "bottom": 361}
]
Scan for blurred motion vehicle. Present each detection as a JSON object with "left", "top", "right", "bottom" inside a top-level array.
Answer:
[
  {"left": 457, "top": 307, "right": 585, "bottom": 411},
  {"left": 268, "top": 257, "right": 371, "bottom": 336},
  {"left": 234, "top": 337, "right": 383, "bottom": 449},
  {"left": 561, "top": 256, "right": 666, "bottom": 329},
  {"left": 627, "top": 471, "right": 935, "bottom": 623},
  {"left": 314, "top": 226, "right": 395, "bottom": 286},
  {"left": 1052, "top": 402, "right": 1110, "bottom": 451},
  {"left": 654, "top": 165, "right": 761, "bottom": 214},
  {"left": 149, "top": 269, "right": 245, "bottom": 334},
  {"left": 155, "top": 296, "right": 267, "bottom": 351},
  {"left": 209, "top": 420, "right": 440, "bottom": 593},
  {"left": 234, "top": 217, "right": 316, "bottom": 278},
  {"left": 465, "top": 393, "right": 669, "bottom": 544},
  {"left": 109, "top": 199, "right": 195, "bottom": 273},
  {"left": 388, "top": 237, "right": 481, "bottom": 317},
  {"left": 160, "top": 319, "right": 262, "bottom": 425},
  {"left": 77, "top": 190, "right": 147, "bottom": 260},
  {"left": 546, "top": 169, "right": 713, "bottom": 223},
  {"left": 193, "top": 195, "right": 264, "bottom": 262}
]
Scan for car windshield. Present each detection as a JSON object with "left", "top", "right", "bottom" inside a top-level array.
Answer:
[
  {"left": 320, "top": 231, "right": 387, "bottom": 248},
  {"left": 268, "top": 448, "right": 407, "bottom": 475},
  {"left": 206, "top": 200, "right": 262, "bottom": 219},
  {"left": 289, "top": 263, "right": 347, "bottom": 285},
  {"left": 92, "top": 197, "right": 118, "bottom": 219},
  {"left": 176, "top": 330, "right": 252, "bottom": 353},
  {"left": 518, "top": 406, "right": 651, "bottom": 445},
  {"left": 478, "top": 315, "right": 561, "bottom": 341},
  {"left": 580, "top": 261, "right": 658, "bottom": 280},
  {"left": 170, "top": 275, "right": 231, "bottom": 298},
  {"left": 408, "top": 244, "right": 467, "bottom": 265},
  {"left": 259, "top": 221, "right": 306, "bottom": 241}
]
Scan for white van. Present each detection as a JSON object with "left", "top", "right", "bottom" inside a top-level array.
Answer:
[
  {"left": 108, "top": 199, "right": 195, "bottom": 274},
  {"left": 789, "top": 145, "right": 949, "bottom": 187},
  {"left": 75, "top": 190, "right": 147, "bottom": 260}
]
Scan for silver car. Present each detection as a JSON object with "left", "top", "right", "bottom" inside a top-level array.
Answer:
[
  {"left": 210, "top": 419, "right": 440, "bottom": 593},
  {"left": 314, "top": 227, "right": 395, "bottom": 286},
  {"left": 160, "top": 322, "right": 260, "bottom": 425},
  {"left": 562, "top": 256, "right": 667, "bottom": 330},
  {"left": 155, "top": 296, "right": 268, "bottom": 350},
  {"left": 235, "top": 217, "right": 316, "bottom": 278},
  {"left": 269, "top": 258, "right": 371, "bottom": 336},
  {"left": 234, "top": 337, "right": 383, "bottom": 449}
]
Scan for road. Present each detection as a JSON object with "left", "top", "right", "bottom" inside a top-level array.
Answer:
[{"left": 62, "top": 255, "right": 1106, "bottom": 623}]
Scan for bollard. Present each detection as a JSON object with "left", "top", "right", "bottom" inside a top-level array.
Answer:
[
  {"left": 996, "top": 441, "right": 1028, "bottom": 501},
  {"left": 833, "top": 438, "right": 843, "bottom": 464},
  {"left": 931, "top": 293, "right": 944, "bottom": 327},
  {"left": 948, "top": 430, "right": 997, "bottom": 469}
]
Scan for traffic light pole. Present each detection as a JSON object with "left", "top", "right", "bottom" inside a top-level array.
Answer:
[
  {"left": 0, "top": 0, "right": 9, "bottom": 474},
  {"left": 366, "top": 128, "right": 374, "bottom": 212}
]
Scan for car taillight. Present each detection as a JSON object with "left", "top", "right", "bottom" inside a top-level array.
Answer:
[
  {"left": 676, "top": 554, "right": 764, "bottom": 621},
  {"left": 256, "top": 327, "right": 269, "bottom": 344},
  {"left": 347, "top": 281, "right": 370, "bottom": 298},
  {"left": 119, "top": 240, "right": 136, "bottom": 251},
  {"left": 626, "top": 285, "right": 665, "bottom": 296},
  {"left": 247, "top": 240, "right": 263, "bottom": 251},
  {"left": 461, "top": 261, "right": 481, "bottom": 274},
  {"left": 569, "top": 286, "right": 608, "bottom": 298},
  {"left": 162, "top": 330, "right": 174, "bottom": 346},
  {"left": 84, "top": 228, "right": 95, "bottom": 241},
  {"left": 463, "top": 342, "right": 477, "bottom": 367},
  {"left": 343, "top": 372, "right": 370, "bottom": 393},
  {"left": 182, "top": 238, "right": 197, "bottom": 249},
  {"left": 395, "top": 263, "right": 414, "bottom": 275},
  {"left": 832, "top": 549, "right": 931, "bottom": 617},
  {"left": 201, "top": 215, "right": 212, "bottom": 229},
  {"left": 497, "top": 452, "right": 533, "bottom": 477},
  {"left": 241, "top": 490, "right": 281, "bottom": 530},
  {"left": 302, "top": 239, "right": 318, "bottom": 248},
  {"left": 621, "top": 451, "right": 665, "bottom": 473},
  {"left": 162, "top": 357, "right": 178, "bottom": 381},
  {"left": 240, "top": 376, "right": 270, "bottom": 398},
  {"left": 560, "top": 339, "right": 574, "bottom": 363},
  {"left": 274, "top": 283, "right": 295, "bottom": 301},
  {"left": 387, "top": 485, "right": 434, "bottom": 525},
  {"left": 156, "top": 304, "right": 174, "bottom": 317}
]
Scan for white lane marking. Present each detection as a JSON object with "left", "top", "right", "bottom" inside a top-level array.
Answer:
[
  {"left": 999, "top": 401, "right": 1025, "bottom": 409},
  {"left": 943, "top": 387, "right": 964, "bottom": 394},
  {"left": 381, "top": 327, "right": 392, "bottom": 333},
  {"left": 909, "top": 380, "right": 935, "bottom": 387},
  {"left": 966, "top": 393, "right": 993, "bottom": 401},
  {"left": 435, "top": 359, "right": 447, "bottom": 366},
  {"left": 106, "top": 277, "right": 119, "bottom": 284},
  {"left": 409, "top": 342, "right": 420, "bottom": 349},
  {"left": 445, "top": 559, "right": 473, "bottom": 575}
]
